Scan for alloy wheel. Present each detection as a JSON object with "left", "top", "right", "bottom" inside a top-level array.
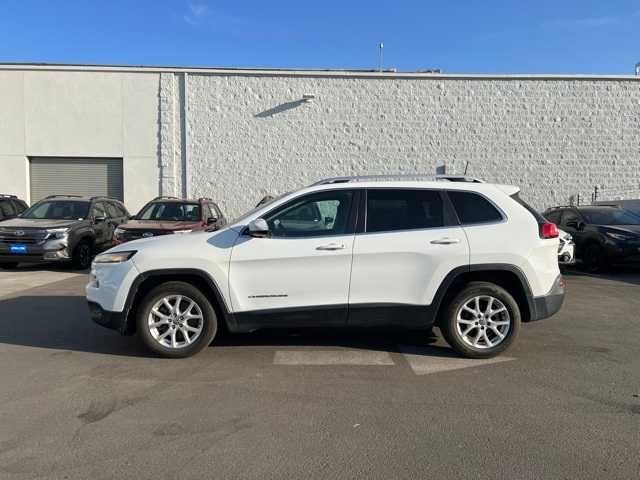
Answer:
[
  {"left": 148, "top": 295, "right": 204, "bottom": 349},
  {"left": 455, "top": 295, "right": 511, "bottom": 349}
]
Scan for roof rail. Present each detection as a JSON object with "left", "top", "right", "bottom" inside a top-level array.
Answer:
[
  {"left": 151, "top": 196, "right": 180, "bottom": 201},
  {"left": 0, "top": 194, "right": 17, "bottom": 199},
  {"left": 311, "top": 173, "right": 486, "bottom": 186},
  {"left": 44, "top": 194, "right": 83, "bottom": 199},
  {"left": 434, "top": 174, "right": 485, "bottom": 183},
  {"left": 198, "top": 197, "right": 213, "bottom": 202}
]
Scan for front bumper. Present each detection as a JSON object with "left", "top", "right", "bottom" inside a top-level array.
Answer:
[
  {"left": 0, "top": 244, "right": 71, "bottom": 264},
  {"left": 529, "top": 274, "right": 565, "bottom": 321},
  {"left": 88, "top": 301, "right": 127, "bottom": 332}
]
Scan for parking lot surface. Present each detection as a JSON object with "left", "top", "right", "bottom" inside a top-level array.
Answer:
[{"left": 0, "top": 268, "right": 638, "bottom": 479}]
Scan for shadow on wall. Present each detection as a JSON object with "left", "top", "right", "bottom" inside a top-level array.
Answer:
[{"left": 255, "top": 100, "right": 306, "bottom": 118}]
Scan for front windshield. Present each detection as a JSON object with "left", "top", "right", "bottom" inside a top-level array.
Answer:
[
  {"left": 580, "top": 208, "right": 640, "bottom": 226},
  {"left": 21, "top": 200, "right": 90, "bottom": 220},
  {"left": 137, "top": 202, "right": 201, "bottom": 222}
]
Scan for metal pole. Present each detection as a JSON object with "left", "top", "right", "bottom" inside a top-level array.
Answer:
[{"left": 378, "top": 42, "right": 384, "bottom": 72}]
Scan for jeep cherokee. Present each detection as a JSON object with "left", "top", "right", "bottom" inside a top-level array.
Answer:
[{"left": 86, "top": 175, "right": 565, "bottom": 359}]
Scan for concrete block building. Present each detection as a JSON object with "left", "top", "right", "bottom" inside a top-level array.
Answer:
[{"left": 1, "top": 63, "right": 638, "bottom": 216}]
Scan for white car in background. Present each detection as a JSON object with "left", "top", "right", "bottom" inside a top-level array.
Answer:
[
  {"left": 557, "top": 229, "right": 575, "bottom": 265},
  {"left": 86, "top": 175, "right": 565, "bottom": 359}
]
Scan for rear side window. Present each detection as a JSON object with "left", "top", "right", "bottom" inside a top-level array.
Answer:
[
  {"left": 366, "top": 189, "right": 444, "bottom": 233},
  {"left": 448, "top": 191, "right": 503, "bottom": 224},
  {"left": 0, "top": 200, "right": 15, "bottom": 218}
]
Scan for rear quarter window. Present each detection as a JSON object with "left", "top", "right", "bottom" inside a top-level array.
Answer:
[{"left": 448, "top": 191, "right": 503, "bottom": 224}]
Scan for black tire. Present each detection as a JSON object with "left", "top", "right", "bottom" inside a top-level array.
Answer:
[
  {"left": 581, "top": 243, "right": 604, "bottom": 273},
  {"left": 0, "top": 262, "right": 18, "bottom": 269},
  {"left": 440, "top": 282, "right": 521, "bottom": 359},
  {"left": 71, "top": 241, "right": 93, "bottom": 270},
  {"left": 136, "top": 281, "right": 218, "bottom": 358}
]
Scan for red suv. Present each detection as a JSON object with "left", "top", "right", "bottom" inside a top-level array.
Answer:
[{"left": 113, "top": 196, "right": 226, "bottom": 244}]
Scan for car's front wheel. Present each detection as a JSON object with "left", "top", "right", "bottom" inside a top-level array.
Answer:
[
  {"left": 136, "top": 281, "right": 218, "bottom": 358},
  {"left": 440, "top": 282, "right": 521, "bottom": 359}
]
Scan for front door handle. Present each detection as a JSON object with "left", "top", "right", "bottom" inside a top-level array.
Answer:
[
  {"left": 430, "top": 238, "right": 461, "bottom": 245},
  {"left": 316, "top": 243, "right": 346, "bottom": 251}
]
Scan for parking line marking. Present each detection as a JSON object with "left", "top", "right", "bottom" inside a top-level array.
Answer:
[
  {"left": 399, "top": 345, "right": 515, "bottom": 375},
  {"left": 273, "top": 350, "right": 395, "bottom": 366}
]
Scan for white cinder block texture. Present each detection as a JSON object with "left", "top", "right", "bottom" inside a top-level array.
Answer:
[{"left": 160, "top": 73, "right": 640, "bottom": 217}]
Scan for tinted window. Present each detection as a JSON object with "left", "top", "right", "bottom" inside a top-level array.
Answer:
[
  {"left": 138, "top": 202, "right": 202, "bottom": 222},
  {"left": 265, "top": 191, "right": 354, "bottom": 238},
  {"left": 544, "top": 210, "right": 563, "bottom": 224},
  {"left": 579, "top": 208, "right": 640, "bottom": 226},
  {"left": 449, "top": 191, "right": 503, "bottom": 224},
  {"left": 0, "top": 200, "right": 16, "bottom": 218},
  {"left": 22, "top": 200, "right": 90, "bottom": 220},
  {"left": 560, "top": 210, "right": 581, "bottom": 228},
  {"left": 366, "top": 189, "right": 444, "bottom": 233}
]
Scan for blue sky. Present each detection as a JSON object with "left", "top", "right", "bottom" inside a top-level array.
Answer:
[{"left": 1, "top": 0, "right": 639, "bottom": 74}]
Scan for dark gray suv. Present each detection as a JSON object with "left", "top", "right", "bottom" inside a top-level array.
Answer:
[{"left": 0, "top": 195, "right": 129, "bottom": 270}]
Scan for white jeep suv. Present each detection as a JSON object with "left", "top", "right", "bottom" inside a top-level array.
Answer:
[{"left": 86, "top": 175, "right": 565, "bottom": 359}]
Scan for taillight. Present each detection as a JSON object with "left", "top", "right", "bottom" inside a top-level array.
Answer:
[{"left": 540, "top": 222, "right": 559, "bottom": 239}]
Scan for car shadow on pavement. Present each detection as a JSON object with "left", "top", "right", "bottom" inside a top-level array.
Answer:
[
  {"left": 0, "top": 294, "right": 453, "bottom": 358},
  {"left": 0, "top": 295, "right": 149, "bottom": 357}
]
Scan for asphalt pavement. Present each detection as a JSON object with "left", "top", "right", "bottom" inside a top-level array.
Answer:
[{"left": 0, "top": 267, "right": 638, "bottom": 479}]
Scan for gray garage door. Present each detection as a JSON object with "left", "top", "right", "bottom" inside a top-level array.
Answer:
[{"left": 30, "top": 157, "right": 124, "bottom": 202}]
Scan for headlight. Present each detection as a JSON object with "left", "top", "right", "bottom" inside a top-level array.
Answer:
[
  {"left": 45, "top": 228, "right": 69, "bottom": 240},
  {"left": 606, "top": 232, "right": 634, "bottom": 241},
  {"left": 93, "top": 251, "right": 137, "bottom": 264},
  {"left": 172, "top": 229, "right": 193, "bottom": 234}
]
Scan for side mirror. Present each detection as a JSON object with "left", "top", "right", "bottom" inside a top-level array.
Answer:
[
  {"left": 207, "top": 216, "right": 218, "bottom": 225},
  {"left": 94, "top": 216, "right": 107, "bottom": 223},
  {"left": 577, "top": 221, "right": 585, "bottom": 231},
  {"left": 247, "top": 218, "right": 270, "bottom": 238},
  {"left": 324, "top": 216, "right": 334, "bottom": 225}
]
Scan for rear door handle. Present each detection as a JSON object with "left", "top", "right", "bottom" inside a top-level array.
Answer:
[
  {"left": 430, "top": 238, "right": 461, "bottom": 245},
  {"left": 316, "top": 243, "right": 346, "bottom": 251}
]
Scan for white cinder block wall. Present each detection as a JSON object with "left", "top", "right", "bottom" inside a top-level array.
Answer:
[
  {"left": 160, "top": 72, "right": 640, "bottom": 218},
  {"left": 1, "top": 66, "right": 639, "bottom": 217}
]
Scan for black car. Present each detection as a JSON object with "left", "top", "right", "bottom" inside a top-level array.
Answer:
[
  {"left": 0, "top": 194, "right": 28, "bottom": 221},
  {"left": 544, "top": 205, "right": 640, "bottom": 272},
  {"left": 0, "top": 195, "right": 129, "bottom": 270}
]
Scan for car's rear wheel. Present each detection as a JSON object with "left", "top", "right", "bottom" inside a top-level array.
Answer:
[
  {"left": 71, "top": 241, "right": 92, "bottom": 270},
  {"left": 0, "top": 262, "right": 18, "bottom": 269},
  {"left": 581, "top": 243, "right": 604, "bottom": 273},
  {"left": 136, "top": 281, "right": 218, "bottom": 358},
  {"left": 440, "top": 282, "right": 521, "bottom": 359}
]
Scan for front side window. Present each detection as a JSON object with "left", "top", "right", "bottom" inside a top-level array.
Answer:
[
  {"left": 264, "top": 191, "right": 354, "bottom": 238},
  {"left": 22, "top": 200, "right": 90, "bottom": 220},
  {"left": 448, "top": 191, "right": 503, "bottom": 224},
  {"left": 92, "top": 202, "right": 108, "bottom": 219},
  {"left": 137, "top": 202, "right": 202, "bottom": 222},
  {"left": 544, "top": 210, "right": 563, "bottom": 224},
  {"left": 366, "top": 189, "right": 444, "bottom": 233}
]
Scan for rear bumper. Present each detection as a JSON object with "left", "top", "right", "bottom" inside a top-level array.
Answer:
[
  {"left": 528, "top": 274, "right": 565, "bottom": 321},
  {"left": 88, "top": 301, "right": 128, "bottom": 333}
]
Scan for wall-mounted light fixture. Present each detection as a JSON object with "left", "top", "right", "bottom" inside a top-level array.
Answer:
[{"left": 302, "top": 94, "right": 316, "bottom": 102}]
